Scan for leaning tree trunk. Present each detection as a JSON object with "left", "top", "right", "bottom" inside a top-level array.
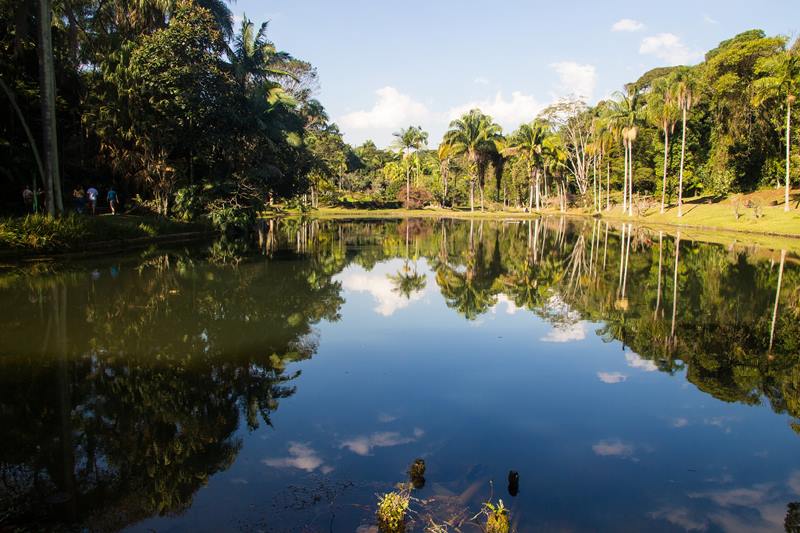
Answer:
[
  {"left": 627, "top": 140, "right": 634, "bottom": 216},
  {"left": 660, "top": 127, "right": 669, "bottom": 213},
  {"left": 622, "top": 139, "right": 628, "bottom": 214},
  {"left": 38, "top": 0, "right": 63, "bottom": 216},
  {"left": 678, "top": 106, "right": 687, "bottom": 217},
  {"left": 784, "top": 96, "right": 792, "bottom": 212}
]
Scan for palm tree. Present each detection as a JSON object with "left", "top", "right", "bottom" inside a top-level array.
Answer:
[
  {"left": 37, "top": 0, "right": 63, "bottom": 216},
  {"left": 647, "top": 76, "right": 679, "bottom": 213},
  {"left": 674, "top": 68, "right": 697, "bottom": 218},
  {"left": 542, "top": 133, "right": 568, "bottom": 212},
  {"left": 437, "top": 142, "right": 456, "bottom": 206},
  {"left": 229, "top": 15, "right": 297, "bottom": 90},
  {"left": 610, "top": 88, "right": 643, "bottom": 216},
  {"left": 444, "top": 110, "right": 502, "bottom": 212},
  {"left": 507, "top": 121, "right": 549, "bottom": 211},
  {"left": 392, "top": 126, "right": 428, "bottom": 205},
  {"left": 753, "top": 46, "right": 800, "bottom": 212}
]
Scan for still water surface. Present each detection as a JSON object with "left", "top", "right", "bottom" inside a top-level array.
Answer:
[{"left": 2, "top": 217, "right": 800, "bottom": 532}]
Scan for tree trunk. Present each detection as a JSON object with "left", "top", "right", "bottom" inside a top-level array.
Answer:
[
  {"left": 528, "top": 168, "right": 534, "bottom": 211},
  {"left": 38, "top": 0, "right": 62, "bottom": 216},
  {"left": 628, "top": 141, "right": 634, "bottom": 217},
  {"left": 606, "top": 160, "right": 610, "bottom": 211},
  {"left": 469, "top": 178, "right": 475, "bottom": 212},
  {"left": 443, "top": 172, "right": 449, "bottom": 206},
  {"left": 660, "top": 127, "right": 669, "bottom": 213},
  {"left": 671, "top": 232, "right": 681, "bottom": 342},
  {"left": 678, "top": 106, "right": 687, "bottom": 217},
  {"left": 622, "top": 139, "right": 628, "bottom": 214},
  {"left": 785, "top": 98, "right": 791, "bottom": 212},
  {"left": 769, "top": 249, "right": 786, "bottom": 352},
  {"left": 406, "top": 164, "right": 411, "bottom": 206},
  {"left": 655, "top": 231, "right": 663, "bottom": 318},
  {"left": 535, "top": 171, "right": 541, "bottom": 212}
]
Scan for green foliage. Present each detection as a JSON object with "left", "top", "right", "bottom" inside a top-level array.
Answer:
[
  {"left": 483, "top": 500, "right": 510, "bottom": 533},
  {"left": 376, "top": 489, "right": 410, "bottom": 533}
]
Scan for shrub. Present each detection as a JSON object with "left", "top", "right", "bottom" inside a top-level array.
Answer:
[
  {"left": 483, "top": 500, "right": 510, "bottom": 533},
  {"left": 396, "top": 186, "right": 433, "bottom": 209}
]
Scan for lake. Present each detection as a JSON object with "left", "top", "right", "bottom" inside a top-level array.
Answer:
[{"left": 1, "top": 217, "right": 799, "bottom": 532}]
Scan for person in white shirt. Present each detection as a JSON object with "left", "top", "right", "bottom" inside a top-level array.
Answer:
[{"left": 86, "top": 186, "right": 99, "bottom": 215}]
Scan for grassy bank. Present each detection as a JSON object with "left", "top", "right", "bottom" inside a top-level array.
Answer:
[
  {"left": 276, "top": 189, "right": 800, "bottom": 253},
  {"left": 0, "top": 213, "right": 210, "bottom": 254}
]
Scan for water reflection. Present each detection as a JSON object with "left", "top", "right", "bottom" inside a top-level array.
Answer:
[{"left": 1, "top": 216, "right": 799, "bottom": 530}]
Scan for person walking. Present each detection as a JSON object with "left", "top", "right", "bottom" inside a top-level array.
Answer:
[
  {"left": 22, "top": 185, "right": 34, "bottom": 213},
  {"left": 72, "top": 185, "right": 86, "bottom": 214},
  {"left": 86, "top": 186, "right": 98, "bottom": 215},
  {"left": 107, "top": 186, "right": 119, "bottom": 215}
]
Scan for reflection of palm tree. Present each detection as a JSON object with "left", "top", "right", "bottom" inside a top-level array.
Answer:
[{"left": 388, "top": 268, "right": 427, "bottom": 299}]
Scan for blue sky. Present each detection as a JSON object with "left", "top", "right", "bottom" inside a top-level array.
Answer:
[{"left": 236, "top": 0, "right": 800, "bottom": 147}]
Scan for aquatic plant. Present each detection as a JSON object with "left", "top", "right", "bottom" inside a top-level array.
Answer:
[
  {"left": 377, "top": 489, "right": 410, "bottom": 533},
  {"left": 483, "top": 499, "right": 510, "bottom": 533}
]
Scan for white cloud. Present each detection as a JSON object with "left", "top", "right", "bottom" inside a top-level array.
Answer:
[
  {"left": 339, "top": 266, "right": 426, "bottom": 316},
  {"left": 597, "top": 371, "right": 627, "bottom": 384},
  {"left": 611, "top": 18, "right": 644, "bottom": 32},
  {"left": 340, "top": 428, "right": 424, "bottom": 456},
  {"left": 672, "top": 417, "right": 689, "bottom": 428},
  {"left": 639, "top": 33, "right": 702, "bottom": 65},
  {"left": 473, "top": 76, "right": 490, "bottom": 85},
  {"left": 541, "top": 321, "right": 586, "bottom": 343},
  {"left": 592, "top": 439, "right": 635, "bottom": 457},
  {"left": 703, "top": 14, "right": 719, "bottom": 25},
  {"left": 263, "top": 442, "right": 331, "bottom": 473},
  {"left": 339, "top": 86, "right": 431, "bottom": 130},
  {"left": 550, "top": 61, "right": 597, "bottom": 100},
  {"left": 625, "top": 352, "right": 657, "bottom": 372},
  {"left": 447, "top": 91, "right": 544, "bottom": 132}
]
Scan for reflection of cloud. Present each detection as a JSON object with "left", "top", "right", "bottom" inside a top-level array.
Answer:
[
  {"left": 686, "top": 483, "right": 787, "bottom": 533},
  {"left": 341, "top": 428, "right": 424, "bottom": 456},
  {"left": 541, "top": 322, "right": 586, "bottom": 343},
  {"left": 650, "top": 507, "right": 708, "bottom": 531},
  {"left": 672, "top": 417, "right": 689, "bottom": 428},
  {"left": 789, "top": 471, "right": 800, "bottom": 495},
  {"left": 340, "top": 267, "right": 425, "bottom": 316},
  {"left": 597, "top": 372, "right": 627, "bottom": 384},
  {"left": 491, "top": 293, "right": 520, "bottom": 315},
  {"left": 626, "top": 352, "right": 657, "bottom": 372},
  {"left": 704, "top": 416, "right": 736, "bottom": 433},
  {"left": 592, "top": 439, "right": 634, "bottom": 458},
  {"left": 378, "top": 413, "right": 398, "bottom": 423},
  {"left": 263, "top": 442, "right": 331, "bottom": 473}
]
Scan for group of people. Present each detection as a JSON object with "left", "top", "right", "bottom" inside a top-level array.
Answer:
[{"left": 21, "top": 184, "right": 120, "bottom": 215}]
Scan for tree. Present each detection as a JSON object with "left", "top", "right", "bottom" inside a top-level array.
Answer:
[
  {"left": 437, "top": 142, "right": 456, "bottom": 206},
  {"left": 647, "top": 75, "right": 679, "bottom": 213},
  {"left": 392, "top": 126, "right": 428, "bottom": 205},
  {"left": 609, "top": 87, "right": 644, "bottom": 216},
  {"left": 444, "top": 110, "right": 502, "bottom": 212},
  {"left": 752, "top": 45, "right": 800, "bottom": 212},
  {"left": 507, "top": 121, "right": 549, "bottom": 211},
  {"left": 228, "top": 15, "right": 297, "bottom": 90},
  {"left": 37, "top": 0, "right": 63, "bottom": 216},
  {"left": 674, "top": 67, "right": 697, "bottom": 217}
]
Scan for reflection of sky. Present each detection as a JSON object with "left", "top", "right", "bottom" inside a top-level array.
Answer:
[
  {"left": 337, "top": 259, "right": 429, "bottom": 316},
  {"left": 135, "top": 248, "right": 800, "bottom": 532}
]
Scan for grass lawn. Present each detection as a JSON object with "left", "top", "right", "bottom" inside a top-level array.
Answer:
[
  {"left": 0, "top": 213, "right": 209, "bottom": 254},
  {"left": 274, "top": 188, "right": 800, "bottom": 254}
]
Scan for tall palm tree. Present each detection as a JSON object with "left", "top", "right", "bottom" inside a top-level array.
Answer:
[
  {"left": 647, "top": 76, "right": 679, "bottom": 213},
  {"left": 444, "top": 110, "right": 502, "bottom": 212},
  {"left": 392, "top": 126, "right": 428, "bottom": 205},
  {"left": 507, "top": 121, "right": 549, "bottom": 211},
  {"left": 437, "top": 142, "right": 456, "bottom": 206},
  {"left": 674, "top": 67, "right": 697, "bottom": 218},
  {"left": 610, "top": 88, "right": 643, "bottom": 216},
  {"left": 543, "top": 133, "right": 568, "bottom": 212},
  {"left": 753, "top": 46, "right": 800, "bottom": 212},
  {"left": 229, "top": 15, "right": 297, "bottom": 90},
  {"left": 37, "top": 0, "right": 66, "bottom": 216}
]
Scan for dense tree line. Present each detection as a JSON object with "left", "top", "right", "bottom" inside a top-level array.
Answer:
[
  {"left": 333, "top": 30, "right": 800, "bottom": 214},
  {"left": 0, "top": 0, "right": 354, "bottom": 224}
]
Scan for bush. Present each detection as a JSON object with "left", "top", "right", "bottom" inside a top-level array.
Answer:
[
  {"left": 396, "top": 186, "right": 433, "bottom": 209},
  {"left": 376, "top": 489, "right": 410, "bottom": 533}
]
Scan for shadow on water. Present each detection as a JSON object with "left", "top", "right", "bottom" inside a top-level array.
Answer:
[{"left": 1, "top": 216, "right": 800, "bottom": 530}]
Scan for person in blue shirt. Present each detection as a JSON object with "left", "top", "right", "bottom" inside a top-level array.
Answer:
[{"left": 107, "top": 187, "right": 119, "bottom": 215}]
